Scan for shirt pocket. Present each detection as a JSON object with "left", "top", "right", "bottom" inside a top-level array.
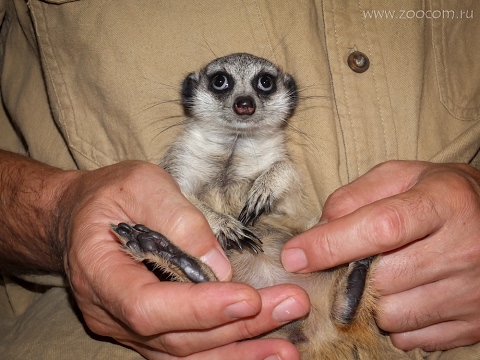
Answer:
[{"left": 430, "top": 1, "right": 480, "bottom": 121}]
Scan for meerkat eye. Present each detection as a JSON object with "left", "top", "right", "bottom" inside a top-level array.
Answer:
[
  {"left": 211, "top": 73, "right": 230, "bottom": 92},
  {"left": 256, "top": 75, "right": 276, "bottom": 94}
]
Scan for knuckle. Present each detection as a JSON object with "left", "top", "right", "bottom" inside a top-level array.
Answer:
[
  {"left": 188, "top": 291, "right": 211, "bottom": 328},
  {"left": 321, "top": 232, "right": 344, "bottom": 266},
  {"left": 445, "top": 172, "right": 480, "bottom": 210},
  {"left": 323, "top": 186, "right": 358, "bottom": 218},
  {"left": 389, "top": 332, "right": 417, "bottom": 351},
  {"left": 370, "top": 203, "right": 407, "bottom": 249},
  {"left": 121, "top": 295, "right": 153, "bottom": 337},
  {"left": 83, "top": 316, "right": 109, "bottom": 337},
  {"left": 420, "top": 168, "right": 480, "bottom": 220},
  {"left": 375, "top": 296, "right": 401, "bottom": 331},
  {"left": 439, "top": 170, "right": 474, "bottom": 192},
  {"left": 159, "top": 333, "right": 192, "bottom": 356},
  {"left": 235, "top": 319, "right": 260, "bottom": 340},
  {"left": 373, "top": 160, "right": 405, "bottom": 173}
]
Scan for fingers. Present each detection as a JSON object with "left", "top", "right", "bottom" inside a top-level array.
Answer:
[
  {"left": 389, "top": 320, "right": 480, "bottom": 352},
  {"left": 74, "top": 161, "right": 232, "bottom": 280},
  {"left": 281, "top": 185, "right": 445, "bottom": 272},
  {"left": 374, "top": 243, "right": 480, "bottom": 349},
  {"left": 372, "top": 230, "right": 464, "bottom": 295},
  {"left": 66, "top": 160, "right": 308, "bottom": 358},
  {"left": 128, "top": 338, "right": 300, "bottom": 360},
  {"left": 375, "top": 279, "right": 465, "bottom": 333},
  {"left": 92, "top": 268, "right": 308, "bottom": 356},
  {"left": 279, "top": 161, "right": 480, "bottom": 352},
  {"left": 132, "top": 285, "right": 309, "bottom": 356},
  {"left": 282, "top": 162, "right": 480, "bottom": 272},
  {"left": 73, "top": 226, "right": 309, "bottom": 355},
  {"left": 118, "top": 162, "right": 232, "bottom": 280},
  {"left": 119, "top": 281, "right": 308, "bottom": 338},
  {"left": 72, "top": 235, "right": 261, "bottom": 336},
  {"left": 320, "top": 160, "right": 427, "bottom": 220}
]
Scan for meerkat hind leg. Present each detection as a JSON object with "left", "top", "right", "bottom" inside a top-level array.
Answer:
[
  {"left": 110, "top": 223, "right": 218, "bottom": 283},
  {"left": 332, "top": 256, "right": 376, "bottom": 325}
]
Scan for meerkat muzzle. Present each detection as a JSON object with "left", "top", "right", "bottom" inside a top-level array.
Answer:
[{"left": 233, "top": 95, "right": 256, "bottom": 115}]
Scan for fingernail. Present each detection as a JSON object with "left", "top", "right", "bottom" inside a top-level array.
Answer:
[
  {"left": 272, "top": 297, "right": 307, "bottom": 323},
  {"left": 200, "top": 248, "right": 231, "bottom": 281},
  {"left": 264, "top": 355, "right": 281, "bottom": 360},
  {"left": 225, "top": 300, "right": 258, "bottom": 320},
  {"left": 281, "top": 248, "right": 308, "bottom": 272}
]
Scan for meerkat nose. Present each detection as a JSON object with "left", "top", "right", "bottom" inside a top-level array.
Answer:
[{"left": 233, "top": 96, "right": 256, "bottom": 115}]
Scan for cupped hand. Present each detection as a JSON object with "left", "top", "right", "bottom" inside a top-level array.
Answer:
[
  {"left": 61, "top": 161, "right": 309, "bottom": 359},
  {"left": 281, "top": 160, "right": 480, "bottom": 351}
]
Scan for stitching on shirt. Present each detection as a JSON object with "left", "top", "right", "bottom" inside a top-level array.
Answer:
[
  {"left": 329, "top": 0, "right": 359, "bottom": 179},
  {"left": 357, "top": 0, "right": 389, "bottom": 160},
  {"left": 30, "top": 6, "right": 70, "bottom": 146},
  {"left": 249, "top": 0, "right": 276, "bottom": 63},
  {"left": 30, "top": 3, "right": 106, "bottom": 167},
  {"left": 430, "top": 0, "right": 479, "bottom": 120}
]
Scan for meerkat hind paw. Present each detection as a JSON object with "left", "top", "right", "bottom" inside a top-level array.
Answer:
[
  {"left": 110, "top": 223, "right": 218, "bottom": 283},
  {"left": 332, "top": 256, "right": 375, "bottom": 325}
]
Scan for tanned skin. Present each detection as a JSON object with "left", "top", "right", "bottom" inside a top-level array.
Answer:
[{"left": 0, "top": 149, "right": 310, "bottom": 360}]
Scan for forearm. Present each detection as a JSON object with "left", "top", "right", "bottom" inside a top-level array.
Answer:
[{"left": 0, "top": 150, "right": 80, "bottom": 274}]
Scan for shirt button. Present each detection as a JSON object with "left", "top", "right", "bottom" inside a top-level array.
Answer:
[{"left": 347, "top": 51, "right": 370, "bottom": 73}]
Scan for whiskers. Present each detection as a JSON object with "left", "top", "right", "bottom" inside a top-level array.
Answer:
[
  {"left": 148, "top": 117, "right": 195, "bottom": 147},
  {"left": 133, "top": 98, "right": 182, "bottom": 117},
  {"left": 283, "top": 84, "right": 332, "bottom": 150}
]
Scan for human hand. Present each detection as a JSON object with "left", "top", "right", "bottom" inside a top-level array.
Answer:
[
  {"left": 62, "top": 161, "right": 309, "bottom": 359},
  {"left": 281, "top": 160, "right": 480, "bottom": 351}
]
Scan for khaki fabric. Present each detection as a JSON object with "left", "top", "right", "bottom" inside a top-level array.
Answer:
[{"left": 0, "top": 0, "right": 479, "bottom": 358}]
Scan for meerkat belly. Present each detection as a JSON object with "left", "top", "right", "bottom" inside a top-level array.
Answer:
[
  {"left": 200, "top": 176, "right": 253, "bottom": 216},
  {"left": 228, "top": 221, "right": 339, "bottom": 315}
]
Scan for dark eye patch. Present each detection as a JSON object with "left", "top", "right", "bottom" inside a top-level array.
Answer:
[
  {"left": 253, "top": 73, "right": 277, "bottom": 95},
  {"left": 209, "top": 72, "right": 234, "bottom": 94}
]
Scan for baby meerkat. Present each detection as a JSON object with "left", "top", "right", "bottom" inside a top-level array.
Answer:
[{"left": 112, "top": 53, "right": 381, "bottom": 359}]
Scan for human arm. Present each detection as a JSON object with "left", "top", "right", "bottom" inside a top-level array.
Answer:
[
  {"left": 281, "top": 160, "right": 480, "bottom": 351},
  {"left": 0, "top": 149, "right": 309, "bottom": 359}
]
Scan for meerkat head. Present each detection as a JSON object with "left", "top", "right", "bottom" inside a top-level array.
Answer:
[{"left": 181, "top": 53, "right": 298, "bottom": 131}]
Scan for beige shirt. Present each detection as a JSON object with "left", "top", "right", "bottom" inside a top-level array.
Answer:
[{"left": 1, "top": 0, "right": 479, "bottom": 358}]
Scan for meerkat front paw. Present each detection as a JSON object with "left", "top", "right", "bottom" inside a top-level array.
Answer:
[
  {"left": 238, "top": 186, "right": 273, "bottom": 226},
  {"left": 110, "top": 223, "right": 218, "bottom": 283},
  {"left": 239, "top": 161, "right": 299, "bottom": 226},
  {"left": 210, "top": 214, "right": 263, "bottom": 254},
  {"left": 184, "top": 199, "right": 263, "bottom": 254}
]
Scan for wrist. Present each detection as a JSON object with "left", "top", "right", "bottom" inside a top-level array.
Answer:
[
  {"left": 0, "top": 150, "right": 84, "bottom": 274},
  {"left": 48, "top": 169, "right": 87, "bottom": 274}
]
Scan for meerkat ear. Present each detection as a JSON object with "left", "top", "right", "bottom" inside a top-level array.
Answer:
[{"left": 181, "top": 72, "right": 200, "bottom": 116}]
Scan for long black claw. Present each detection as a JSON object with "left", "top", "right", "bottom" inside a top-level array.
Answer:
[
  {"left": 238, "top": 205, "right": 252, "bottom": 226},
  {"left": 241, "top": 229, "right": 263, "bottom": 253},
  {"left": 111, "top": 223, "right": 217, "bottom": 283},
  {"left": 238, "top": 195, "right": 271, "bottom": 226},
  {"left": 337, "top": 256, "right": 375, "bottom": 324},
  {"left": 221, "top": 227, "right": 263, "bottom": 254}
]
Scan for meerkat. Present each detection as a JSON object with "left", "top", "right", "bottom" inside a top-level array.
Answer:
[{"left": 112, "top": 53, "right": 381, "bottom": 359}]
